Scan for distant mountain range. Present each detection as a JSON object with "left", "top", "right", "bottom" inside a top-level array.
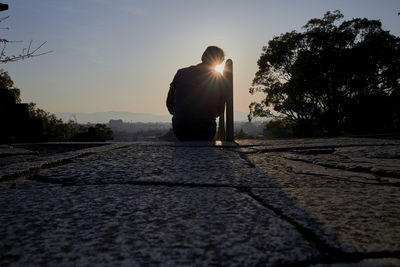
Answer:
[{"left": 56, "top": 111, "right": 254, "bottom": 123}]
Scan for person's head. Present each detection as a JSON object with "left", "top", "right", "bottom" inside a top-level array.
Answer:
[{"left": 201, "top": 46, "right": 225, "bottom": 65}]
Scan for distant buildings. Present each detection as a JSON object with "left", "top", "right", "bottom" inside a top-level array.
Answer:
[
  {"left": 106, "top": 119, "right": 269, "bottom": 141},
  {"left": 107, "top": 120, "right": 171, "bottom": 141}
]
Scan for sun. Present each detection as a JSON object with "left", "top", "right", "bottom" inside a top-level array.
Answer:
[{"left": 215, "top": 62, "right": 225, "bottom": 74}]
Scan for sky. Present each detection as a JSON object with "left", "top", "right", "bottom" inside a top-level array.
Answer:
[{"left": 2, "top": 0, "right": 399, "bottom": 116}]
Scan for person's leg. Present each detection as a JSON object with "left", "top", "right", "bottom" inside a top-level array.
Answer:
[
  {"left": 173, "top": 118, "right": 216, "bottom": 141},
  {"left": 172, "top": 118, "right": 191, "bottom": 141},
  {"left": 197, "top": 121, "right": 216, "bottom": 141}
]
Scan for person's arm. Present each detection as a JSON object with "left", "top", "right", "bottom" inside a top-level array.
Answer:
[{"left": 166, "top": 72, "right": 178, "bottom": 115}]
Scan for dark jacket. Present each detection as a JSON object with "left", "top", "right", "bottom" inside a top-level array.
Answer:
[{"left": 166, "top": 62, "right": 225, "bottom": 140}]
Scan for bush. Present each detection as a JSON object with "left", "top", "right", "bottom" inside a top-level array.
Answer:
[
  {"left": 234, "top": 128, "right": 247, "bottom": 139},
  {"left": 71, "top": 124, "right": 113, "bottom": 142},
  {"left": 265, "top": 119, "right": 293, "bottom": 138}
]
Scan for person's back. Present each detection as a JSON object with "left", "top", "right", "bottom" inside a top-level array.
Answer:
[{"left": 166, "top": 46, "right": 226, "bottom": 141}]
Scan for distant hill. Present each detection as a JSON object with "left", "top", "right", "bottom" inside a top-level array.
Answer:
[{"left": 56, "top": 111, "right": 253, "bottom": 124}]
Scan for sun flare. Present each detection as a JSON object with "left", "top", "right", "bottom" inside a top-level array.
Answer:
[{"left": 215, "top": 62, "right": 225, "bottom": 74}]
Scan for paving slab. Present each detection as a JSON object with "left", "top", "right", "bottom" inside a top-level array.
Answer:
[
  {"left": 0, "top": 145, "right": 37, "bottom": 157},
  {"left": 283, "top": 146, "right": 400, "bottom": 178},
  {"left": 0, "top": 182, "right": 319, "bottom": 266},
  {"left": 237, "top": 137, "right": 400, "bottom": 148},
  {"left": 244, "top": 140, "right": 400, "bottom": 255},
  {"left": 0, "top": 142, "right": 133, "bottom": 180},
  {"left": 0, "top": 142, "right": 237, "bottom": 180},
  {"left": 35, "top": 144, "right": 271, "bottom": 187}
]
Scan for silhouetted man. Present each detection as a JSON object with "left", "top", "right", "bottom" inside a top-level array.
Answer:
[{"left": 166, "top": 46, "right": 226, "bottom": 141}]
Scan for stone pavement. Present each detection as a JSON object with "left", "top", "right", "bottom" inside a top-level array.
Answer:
[{"left": 1, "top": 138, "right": 400, "bottom": 266}]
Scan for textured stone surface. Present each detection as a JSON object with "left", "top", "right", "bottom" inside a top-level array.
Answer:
[
  {"left": 0, "top": 182, "right": 318, "bottom": 266},
  {"left": 283, "top": 146, "right": 400, "bottom": 178},
  {"left": 0, "top": 145, "right": 37, "bottom": 157},
  {"left": 237, "top": 137, "right": 400, "bottom": 148},
  {"left": 0, "top": 142, "right": 132, "bottom": 180},
  {"left": 311, "top": 258, "right": 400, "bottom": 267},
  {"left": 1, "top": 139, "right": 400, "bottom": 266},
  {"left": 35, "top": 145, "right": 271, "bottom": 187},
  {"left": 245, "top": 142, "right": 400, "bottom": 254}
]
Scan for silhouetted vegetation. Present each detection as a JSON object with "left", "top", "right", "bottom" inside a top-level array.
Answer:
[
  {"left": 0, "top": 72, "right": 113, "bottom": 143},
  {"left": 0, "top": 71, "right": 32, "bottom": 142},
  {"left": 28, "top": 103, "right": 113, "bottom": 142},
  {"left": 264, "top": 119, "right": 293, "bottom": 139},
  {"left": 234, "top": 128, "right": 247, "bottom": 139},
  {"left": 0, "top": 71, "right": 21, "bottom": 102},
  {"left": 249, "top": 10, "right": 400, "bottom": 137},
  {"left": 27, "top": 102, "right": 70, "bottom": 141},
  {"left": 70, "top": 124, "right": 113, "bottom": 142}
]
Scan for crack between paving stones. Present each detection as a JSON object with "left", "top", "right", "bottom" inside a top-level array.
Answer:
[
  {"left": 29, "top": 176, "right": 277, "bottom": 189},
  {"left": 235, "top": 187, "right": 400, "bottom": 265},
  {"left": 31, "top": 174, "right": 393, "bottom": 190}
]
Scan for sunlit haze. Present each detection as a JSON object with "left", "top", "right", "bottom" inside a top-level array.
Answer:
[{"left": 2, "top": 0, "right": 399, "bottom": 118}]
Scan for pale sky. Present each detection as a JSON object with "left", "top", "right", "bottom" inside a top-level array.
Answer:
[{"left": 2, "top": 0, "right": 399, "bottom": 115}]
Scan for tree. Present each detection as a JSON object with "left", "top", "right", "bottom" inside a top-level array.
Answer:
[
  {"left": 28, "top": 102, "right": 70, "bottom": 141},
  {"left": 93, "top": 124, "right": 113, "bottom": 141},
  {"left": 249, "top": 10, "right": 400, "bottom": 136},
  {"left": 70, "top": 124, "right": 113, "bottom": 142},
  {"left": 265, "top": 119, "right": 293, "bottom": 139},
  {"left": 0, "top": 15, "right": 51, "bottom": 64},
  {"left": 234, "top": 128, "right": 247, "bottom": 139},
  {"left": 0, "top": 71, "right": 20, "bottom": 102},
  {"left": 0, "top": 71, "right": 113, "bottom": 142}
]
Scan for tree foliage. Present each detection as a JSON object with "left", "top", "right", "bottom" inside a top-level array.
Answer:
[
  {"left": 77, "top": 124, "right": 113, "bottom": 141},
  {"left": 28, "top": 102, "right": 72, "bottom": 141},
  {"left": 28, "top": 103, "right": 113, "bottom": 142},
  {"left": 265, "top": 118, "right": 293, "bottom": 139},
  {"left": 249, "top": 11, "right": 400, "bottom": 136},
  {"left": 234, "top": 128, "right": 247, "bottom": 139},
  {"left": 0, "top": 71, "right": 21, "bottom": 102},
  {"left": 1, "top": 72, "right": 113, "bottom": 142}
]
